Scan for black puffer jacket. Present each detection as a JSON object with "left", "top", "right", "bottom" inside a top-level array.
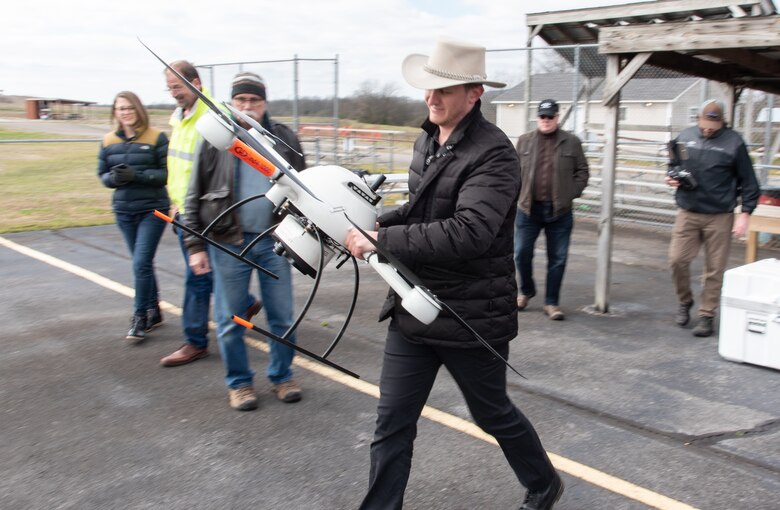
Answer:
[
  {"left": 97, "top": 128, "right": 169, "bottom": 214},
  {"left": 377, "top": 101, "right": 521, "bottom": 347}
]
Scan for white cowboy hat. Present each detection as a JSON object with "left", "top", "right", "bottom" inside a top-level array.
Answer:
[{"left": 402, "top": 36, "right": 506, "bottom": 90}]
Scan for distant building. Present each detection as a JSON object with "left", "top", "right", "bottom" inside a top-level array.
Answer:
[
  {"left": 491, "top": 73, "right": 727, "bottom": 142},
  {"left": 479, "top": 88, "right": 502, "bottom": 125},
  {"left": 25, "top": 97, "right": 96, "bottom": 120}
]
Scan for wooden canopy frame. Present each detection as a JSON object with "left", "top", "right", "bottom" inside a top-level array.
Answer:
[{"left": 527, "top": 0, "right": 780, "bottom": 312}]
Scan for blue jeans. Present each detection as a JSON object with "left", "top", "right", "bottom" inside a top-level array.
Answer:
[
  {"left": 177, "top": 222, "right": 213, "bottom": 348},
  {"left": 208, "top": 234, "right": 296, "bottom": 389},
  {"left": 514, "top": 201, "right": 573, "bottom": 306},
  {"left": 116, "top": 211, "right": 167, "bottom": 315}
]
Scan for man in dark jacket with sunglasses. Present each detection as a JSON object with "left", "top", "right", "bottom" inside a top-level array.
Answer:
[{"left": 514, "top": 99, "right": 589, "bottom": 320}]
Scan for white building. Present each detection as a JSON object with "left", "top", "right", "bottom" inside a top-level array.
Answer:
[{"left": 492, "top": 73, "right": 729, "bottom": 143}]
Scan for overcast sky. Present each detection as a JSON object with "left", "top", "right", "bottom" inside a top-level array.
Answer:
[{"left": 1, "top": 0, "right": 620, "bottom": 106}]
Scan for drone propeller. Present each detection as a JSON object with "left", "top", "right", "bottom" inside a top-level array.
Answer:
[
  {"left": 224, "top": 103, "right": 266, "bottom": 136},
  {"left": 138, "top": 38, "right": 320, "bottom": 203},
  {"left": 225, "top": 104, "right": 306, "bottom": 161},
  {"left": 138, "top": 38, "right": 233, "bottom": 129}
]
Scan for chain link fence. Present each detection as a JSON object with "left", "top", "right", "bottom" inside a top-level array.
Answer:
[
  {"left": 201, "top": 46, "right": 776, "bottom": 232},
  {"left": 484, "top": 44, "right": 780, "bottom": 230},
  {"left": 12, "top": 46, "right": 774, "bottom": 234}
]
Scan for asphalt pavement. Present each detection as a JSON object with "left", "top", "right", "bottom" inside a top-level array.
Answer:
[{"left": 1, "top": 219, "right": 779, "bottom": 510}]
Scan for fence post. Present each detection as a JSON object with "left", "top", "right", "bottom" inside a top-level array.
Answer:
[
  {"left": 762, "top": 95, "right": 774, "bottom": 185},
  {"left": 571, "top": 45, "right": 581, "bottom": 135},
  {"left": 390, "top": 132, "right": 395, "bottom": 171},
  {"left": 333, "top": 54, "right": 340, "bottom": 165},
  {"left": 293, "top": 55, "right": 299, "bottom": 134},
  {"left": 524, "top": 48, "right": 533, "bottom": 133},
  {"left": 594, "top": 54, "right": 621, "bottom": 313}
]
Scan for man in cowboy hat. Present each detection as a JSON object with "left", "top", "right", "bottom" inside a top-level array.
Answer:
[
  {"left": 666, "top": 99, "right": 759, "bottom": 337},
  {"left": 345, "top": 36, "right": 563, "bottom": 510}
]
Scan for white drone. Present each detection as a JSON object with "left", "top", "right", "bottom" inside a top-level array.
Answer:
[{"left": 142, "top": 40, "right": 523, "bottom": 379}]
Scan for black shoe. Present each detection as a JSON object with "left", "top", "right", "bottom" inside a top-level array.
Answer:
[
  {"left": 692, "top": 316, "right": 714, "bottom": 337},
  {"left": 127, "top": 315, "right": 147, "bottom": 344},
  {"left": 146, "top": 306, "right": 163, "bottom": 332},
  {"left": 520, "top": 473, "right": 564, "bottom": 510},
  {"left": 675, "top": 301, "right": 693, "bottom": 327}
]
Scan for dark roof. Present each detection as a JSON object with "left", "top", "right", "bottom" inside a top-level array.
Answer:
[
  {"left": 26, "top": 97, "right": 96, "bottom": 105},
  {"left": 526, "top": 0, "right": 780, "bottom": 96},
  {"left": 479, "top": 89, "right": 502, "bottom": 123},
  {"left": 492, "top": 73, "right": 700, "bottom": 103},
  {"left": 527, "top": 1, "right": 772, "bottom": 46}
]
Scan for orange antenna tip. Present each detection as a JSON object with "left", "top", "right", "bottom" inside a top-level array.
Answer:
[
  {"left": 233, "top": 316, "right": 253, "bottom": 329},
  {"left": 154, "top": 210, "right": 173, "bottom": 222}
]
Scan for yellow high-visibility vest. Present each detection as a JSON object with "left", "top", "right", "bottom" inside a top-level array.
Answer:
[{"left": 166, "top": 88, "right": 215, "bottom": 213}]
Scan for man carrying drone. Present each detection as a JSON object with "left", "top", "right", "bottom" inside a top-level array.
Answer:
[
  {"left": 344, "top": 37, "right": 563, "bottom": 510},
  {"left": 183, "top": 72, "right": 306, "bottom": 411}
]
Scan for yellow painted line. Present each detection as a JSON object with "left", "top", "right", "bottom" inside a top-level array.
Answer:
[
  {"left": 1, "top": 235, "right": 699, "bottom": 510},
  {"left": 0, "top": 236, "right": 180, "bottom": 316}
]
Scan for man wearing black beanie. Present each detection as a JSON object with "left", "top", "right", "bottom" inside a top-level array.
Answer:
[{"left": 182, "top": 71, "right": 307, "bottom": 411}]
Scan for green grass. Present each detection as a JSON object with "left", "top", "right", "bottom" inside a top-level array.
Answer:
[
  {"left": 0, "top": 104, "right": 417, "bottom": 234},
  {"left": 0, "top": 138, "right": 114, "bottom": 233},
  {"left": 0, "top": 129, "right": 89, "bottom": 140}
]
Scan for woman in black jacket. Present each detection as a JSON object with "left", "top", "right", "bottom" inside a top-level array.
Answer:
[{"left": 98, "top": 91, "right": 170, "bottom": 343}]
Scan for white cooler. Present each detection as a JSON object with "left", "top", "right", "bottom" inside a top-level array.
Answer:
[{"left": 719, "top": 258, "right": 780, "bottom": 370}]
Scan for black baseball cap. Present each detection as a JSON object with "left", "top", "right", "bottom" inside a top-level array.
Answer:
[{"left": 538, "top": 99, "right": 559, "bottom": 117}]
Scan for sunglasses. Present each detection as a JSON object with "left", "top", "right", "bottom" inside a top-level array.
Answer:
[{"left": 538, "top": 115, "right": 555, "bottom": 120}]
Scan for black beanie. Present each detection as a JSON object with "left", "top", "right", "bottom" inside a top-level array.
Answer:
[{"left": 231, "top": 72, "right": 266, "bottom": 99}]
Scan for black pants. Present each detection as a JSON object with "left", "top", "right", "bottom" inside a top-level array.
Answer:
[{"left": 359, "top": 321, "right": 556, "bottom": 510}]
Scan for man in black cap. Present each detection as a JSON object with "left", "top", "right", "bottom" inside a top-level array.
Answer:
[
  {"left": 666, "top": 99, "right": 759, "bottom": 337},
  {"left": 514, "top": 99, "right": 589, "bottom": 320},
  {"left": 182, "top": 71, "right": 307, "bottom": 411}
]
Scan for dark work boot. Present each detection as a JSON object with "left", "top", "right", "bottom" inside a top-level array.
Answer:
[
  {"left": 692, "top": 316, "right": 714, "bottom": 337},
  {"left": 127, "top": 314, "right": 147, "bottom": 344},
  {"left": 675, "top": 301, "right": 693, "bottom": 327},
  {"left": 520, "top": 473, "right": 564, "bottom": 509},
  {"left": 146, "top": 305, "right": 163, "bottom": 332}
]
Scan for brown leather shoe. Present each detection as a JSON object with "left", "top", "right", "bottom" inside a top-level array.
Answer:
[
  {"left": 243, "top": 298, "right": 263, "bottom": 321},
  {"left": 517, "top": 295, "right": 530, "bottom": 311},
  {"left": 543, "top": 305, "right": 565, "bottom": 321},
  {"left": 160, "top": 344, "right": 208, "bottom": 367}
]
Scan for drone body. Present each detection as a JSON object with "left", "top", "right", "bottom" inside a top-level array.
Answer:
[
  {"left": 195, "top": 109, "right": 443, "bottom": 326},
  {"left": 142, "top": 38, "right": 522, "bottom": 378}
]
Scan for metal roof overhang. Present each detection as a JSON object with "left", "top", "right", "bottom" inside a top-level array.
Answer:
[
  {"left": 527, "top": 0, "right": 780, "bottom": 96},
  {"left": 525, "top": 0, "right": 779, "bottom": 313}
]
